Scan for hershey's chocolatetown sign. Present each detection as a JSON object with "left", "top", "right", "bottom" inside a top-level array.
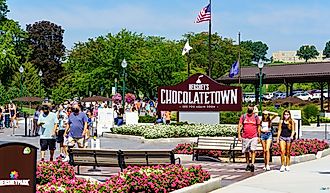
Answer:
[{"left": 157, "top": 74, "right": 242, "bottom": 111}]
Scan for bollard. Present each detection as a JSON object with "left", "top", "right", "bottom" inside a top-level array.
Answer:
[
  {"left": 317, "top": 115, "right": 320, "bottom": 127},
  {"left": 325, "top": 124, "right": 328, "bottom": 140},
  {"left": 297, "top": 119, "right": 301, "bottom": 139}
]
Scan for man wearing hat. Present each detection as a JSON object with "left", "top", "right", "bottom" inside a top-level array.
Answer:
[{"left": 38, "top": 103, "right": 58, "bottom": 161}]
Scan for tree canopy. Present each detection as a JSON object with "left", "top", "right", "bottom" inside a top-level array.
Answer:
[
  {"left": 296, "top": 45, "right": 319, "bottom": 62},
  {"left": 323, "top": 41, "right": 330, "bottom": 59},
  {"left": 241, "top": 40, "right": 268, "bottom": 62}
]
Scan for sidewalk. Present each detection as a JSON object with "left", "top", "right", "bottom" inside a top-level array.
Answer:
[{"left": 211, "top": 155, "right": 330, "bottom": 193}]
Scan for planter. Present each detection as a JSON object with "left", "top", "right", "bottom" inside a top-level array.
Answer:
[
  {"left": 175, "top": 154, "right": 193, "bottom": 162},
  {"left": 272, "top": 154, "right": 316, "bottom": 165},
  {"left": 316, "top": 148, "right": 330, "bottom": 159},
  {"left": 171, "top": 177, "right": 221, "bottom": 193},
  {"left": 103, "top": 133, "right": 197, "bottom": 144}
]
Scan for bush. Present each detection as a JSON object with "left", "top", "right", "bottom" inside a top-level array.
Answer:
[
  {"left": 138, "top": 115, "right": 156, "bottom": 123},
  {"left": 220, "top": 112, "right": 241, "bottom": 124},
  {"left": 112, "top": 124, "right": 237, "bottom": 139},
  {"left": 303, "top": 104, "right": 319, "bottom": 119},
  {"left": 37, "top": 161, "right": 211, "bottom": 193},
  {"left": 173, "top": 143, "right": 221, "bottom": 158}
]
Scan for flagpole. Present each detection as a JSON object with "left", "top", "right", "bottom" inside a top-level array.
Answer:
[
  {"left": 208, "top": 0, "right": 212, "bottom": 77},
  {"left": 187, "top": 53, "right": 191, "bottom": 78},
  {"left": 238, "top": 32, "right": 241, "bottom": 84}
]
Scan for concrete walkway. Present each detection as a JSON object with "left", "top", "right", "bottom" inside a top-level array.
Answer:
[{"left": 211, "top": 155, "right": 330, "bottom": 193}]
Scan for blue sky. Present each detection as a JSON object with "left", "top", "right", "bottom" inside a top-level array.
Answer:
[{"left": 7, "top": 0, "right": 330, "bottom": 56}]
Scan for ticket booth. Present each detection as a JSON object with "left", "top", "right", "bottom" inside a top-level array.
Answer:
[{"left": 0, "top": 141, "right": 37, "bottom": 193}]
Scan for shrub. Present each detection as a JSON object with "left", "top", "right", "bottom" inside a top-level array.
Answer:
[
  {"left": 174, "top": 139, "right": 329, "bottom": 157},
  {"left": 303, "top": 104, "right": 319, "bottom": 119},
  {"left": 173, "top": 143, "right": 221, "bottom": 158},
  {"left": 138, "top": 115, "right": 156, "bottom": 123},
  {"left": 112, "top": 124, "right": 237, "bottom": 139}
]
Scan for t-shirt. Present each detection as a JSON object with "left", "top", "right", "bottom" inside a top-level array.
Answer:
[
  {"left": 68, "top": 112, "right": 88, "bottom": 138},
  {"left": 38, "top": 112, "right": 59, "bottom": 139},
  {"left": 239, "top": 114, "right": 260, "bottom": 139},
  {"left": 58, "top": 110, "right": 68, "bottom": 131},
  {"left": 34, "top": 111, "right": 40, "bottom": 120}
]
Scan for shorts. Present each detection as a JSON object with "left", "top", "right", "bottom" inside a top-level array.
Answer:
[
  {"left": 40, "top": 139, "right": 56, "bottom": 151},
  {"left": 280, "top": 136, "right": 292, "bottom": 143},
  {"left": 68, "top": 136, "right": 85, "bottom": 148},
  {"left": 260, "top": 132, "right": 272, "bottom": 141},
  {"left": 242, "top": 137, "right": 258, "bottom": 153},
  {"left": 56, "top": 130, "right": 65, "bottom": 143}
]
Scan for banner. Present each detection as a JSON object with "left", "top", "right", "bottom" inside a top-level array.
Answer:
[
  {"left": 157, "top": 74, "right": 242, "bottom": 111},
  {"left": 97, "top": 108, "right": 114, "bottom": 135}
]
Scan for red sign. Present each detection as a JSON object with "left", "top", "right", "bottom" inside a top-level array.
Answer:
[{"left": 157, "top": 74, "right": 242, "bottom": 111}]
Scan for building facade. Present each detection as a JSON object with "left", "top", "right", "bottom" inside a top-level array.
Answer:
[{"left": 272, "top": 50, "right": 326, "bottom": 63}]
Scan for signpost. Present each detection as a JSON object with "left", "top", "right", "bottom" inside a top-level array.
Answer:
[
  {"left": 0, "top": 141, "right": 37, "bottom": 193},
  {"left": 157, "top": 73, "right": 242, "bottom": 112},
  {"left": 157, "top": 74, "right": 242, "bottom": 124}
]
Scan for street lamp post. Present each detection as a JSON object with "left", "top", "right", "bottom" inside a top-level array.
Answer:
[
  {"left": 121, "top": 59, "right": 127, "bottom": 107},
  {"left": 115, "top": 78, "right": 118, "bottom": 94},
  {"left": 38, "top": 70, "right": 43, "bottom": 97},
  {"left": 19, "top": 66, "right": 24, "bottom": 109},
  {"left": 258, "top": 60, "right": 264, "bottom": 116}
]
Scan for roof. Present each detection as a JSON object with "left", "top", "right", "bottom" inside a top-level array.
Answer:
[{"left": 217, "top": 62, "right": 330, "bottom": 84}]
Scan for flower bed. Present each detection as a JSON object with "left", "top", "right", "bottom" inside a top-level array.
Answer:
[
  {"left": 37, "top": 159, "right": 210, "bottom": 193},
  {"left": 174, "top": 139, "right": 329, "bottom": 157},
  {"left": 173, "top": 143, "right": 221, "bottom": 158},
  {"left": 112, "top": 124, "right": 237, "bottom": 139}
]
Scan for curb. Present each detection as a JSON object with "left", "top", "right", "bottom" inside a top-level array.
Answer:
[
  {"left": 171, "top": 177, "right": 221, "bottom": 193},
  {"left": 272, "top": 154, "right": 316, "bottom": 165},
  {"left": 316, "top": 148, "right": 330, "bottom": 159},
  {"left": 103, "top": 133, "right": 197, "bottom": 144}
]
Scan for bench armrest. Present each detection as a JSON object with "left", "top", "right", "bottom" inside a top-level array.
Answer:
[{"left": 175, "top": 157, "right": 181, "bottom": 164}]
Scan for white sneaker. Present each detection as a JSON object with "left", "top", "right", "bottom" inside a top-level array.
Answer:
[
  {"left": 263, "top": 166, "right": 266, "bottom": 171},
  {"left": 266, "top": 165, "right": 271, "bottom": 171},
  {"left": 285, "top": 166, "right": 290, "bottom": 171},
  {"left": 280, "top": 165, "right": 285, "bottom": 172}
]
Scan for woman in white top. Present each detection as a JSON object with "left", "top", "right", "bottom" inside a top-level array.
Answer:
[{"left": 259, "top": 110, "right": 278, "bottom": 171}]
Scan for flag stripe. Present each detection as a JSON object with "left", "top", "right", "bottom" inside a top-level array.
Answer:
[{"left": 195, "top": 4, "right": 211, "bottom": 23}]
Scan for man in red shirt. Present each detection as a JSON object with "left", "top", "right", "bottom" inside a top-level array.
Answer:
[{"left": 237, "top": 104, "right": 261, "bottom": 172}]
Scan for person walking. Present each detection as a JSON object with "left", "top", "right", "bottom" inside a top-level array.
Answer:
[
  {"left": 277, "top": 110, "right": 295, "bottom": 172},
  {"left": 37, "top": 103, "right": 58, "bottom": 161},
  {"left": 9, "top": 103, "right": 17, "bottom": 128},
  {"left": 32, "top": 106, "right": 41, "bottom": 136},
  {"left": 65, "top": 104, "right": 88, "bottom": 148},
  {"left": 116, "top": 107, "right": 124, "bottom": 126},
  {"left": 237, "top": 104, "right": 260, "bottom": 172},
  {"left": 56, "top": 105, "right": 68, "bottom": 159},
  {"left": 260, "top": 110, "right": 278, "bottom": 171}
]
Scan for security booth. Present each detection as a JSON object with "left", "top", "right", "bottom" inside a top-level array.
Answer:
[{"left": 0, "top": 141, "right": 37, "bottom": 193}]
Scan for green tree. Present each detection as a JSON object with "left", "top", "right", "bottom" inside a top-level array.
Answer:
[
  {"left": 323, "top": 41, "right": 330, "bottom": 58},
  {"left": 11, "top": 62, "right": 45, "bottom": 97},
  {"left": 0, "top": 19, "right": 28, "bottom": 86},
  {"left": 296, "top": 45, "right": 319, "bottom": 62},
  {"left": 26, "top": 21, "right": 65, "bottom": 90},
  {"left": 241, "top": 40, "right": 268, "bottom": 62},
  {"left": 0, "top": 0, "right": 8, "bottom": 22}
]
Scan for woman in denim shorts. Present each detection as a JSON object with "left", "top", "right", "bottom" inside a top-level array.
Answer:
[
  {"left": 277, "top": 110, "right": 295, "bottom": 172},
  {"left": 260, "top": 110, "right": 278, "bottom": 171}
]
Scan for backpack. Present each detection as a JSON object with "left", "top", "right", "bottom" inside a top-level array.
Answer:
[{"left": 241, "top": 113, "right": 259, "bottom": 132}]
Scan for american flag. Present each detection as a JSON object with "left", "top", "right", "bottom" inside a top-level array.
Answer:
[{"left": 195, "top": 4, "right": 211, "bottom": 23}]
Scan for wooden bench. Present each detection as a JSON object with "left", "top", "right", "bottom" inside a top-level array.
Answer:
[
  {"left": 70, "top": 148, "right": 122, "bottom": 174},
  {"left": 193, "top": 137, "right": 236, "bottom": 161},
  {"left": 69, "top": 148, "right": 179, "bottom": 174},
  {"left": 120, "top": 149, "right": 180, "bottom": 169}
]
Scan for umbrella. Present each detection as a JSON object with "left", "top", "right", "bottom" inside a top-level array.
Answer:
[
  {"left": 13, "top": 96, "right": 44, "bottom": 102},
  {"left": 81, "top": 96, "right": 112, "bottom": 102}
]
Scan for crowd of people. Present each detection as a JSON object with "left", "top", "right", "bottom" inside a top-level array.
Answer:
[
  {"left": 238, "top": 104, "right": 296, "bottom": 172},
  {"left": 0, "top": 102, "right": 18, "bottom": 129}
]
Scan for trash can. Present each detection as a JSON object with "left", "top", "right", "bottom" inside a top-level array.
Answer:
[{"left": 0, "top": 141, "right": 37, "bottom": 193}]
